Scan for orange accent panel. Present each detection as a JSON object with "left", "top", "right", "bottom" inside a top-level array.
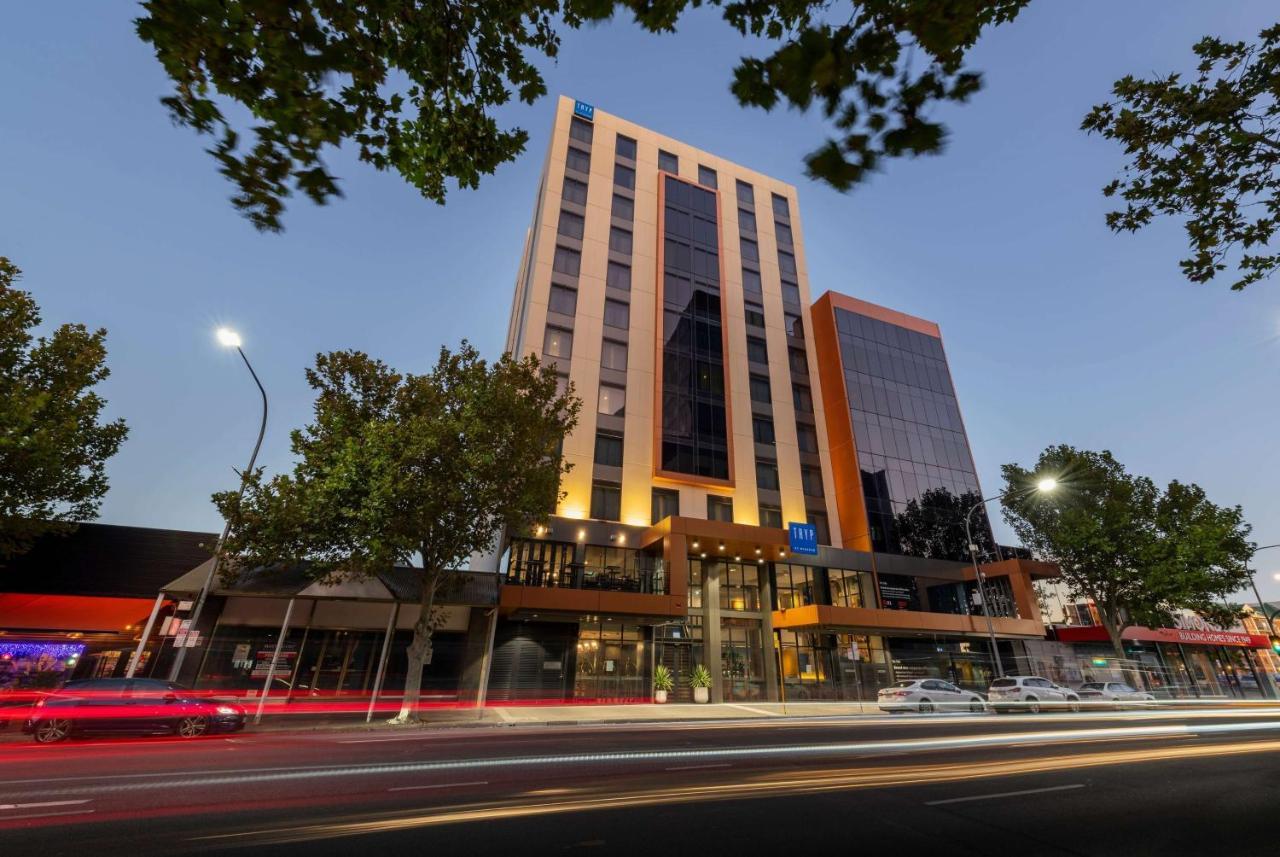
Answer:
[
  {"left": 652, "top": 171, "right": 735, "bottom": 489},
  {"left": 814, "top": 291, "right": 941, "bottom": 339},
  {"left": 811, "top": 293, "right": 871, "bottom": 550},
  {"left": 0, "top": 594, "right": 162, "bottom": 633},
  {"left": 500, "top": 585, "right": 685, "bottom": 618},
  {"left": 772, "top": 604, "right": 1045, "bottom": 638}
]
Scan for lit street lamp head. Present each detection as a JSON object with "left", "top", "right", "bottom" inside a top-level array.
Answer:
[
  {"left": 216, "top": 327, "right": 242, "bottom": 349},
  {"left": 1036, "top": 477, "right": 1058, "bottom": 493}
]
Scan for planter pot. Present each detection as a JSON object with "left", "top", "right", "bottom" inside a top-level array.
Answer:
[
  {"left": 654, "top": 689, "right": 669, "bottom": 704},
  {"left": 693, "top": 686, "right": 710, "bottom": 704}
]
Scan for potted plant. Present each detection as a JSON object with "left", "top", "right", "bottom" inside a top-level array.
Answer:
[
  {"left": 689, "top": 664, "right": 712, "bottom": 704},
  {"left": 653, "top": 664, "right": 674, "bottom": 703}
]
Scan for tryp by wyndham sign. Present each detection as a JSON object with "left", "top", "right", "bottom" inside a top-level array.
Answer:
[
  {"left": 788, "top": 522, "right": 819, "bottom": 556},
  {"left": 573, "top": 99, "right": 595, "bottom": 121}
]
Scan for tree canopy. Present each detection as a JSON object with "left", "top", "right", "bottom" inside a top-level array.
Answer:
[
  {"left": 213, "top": 343, "right": 579, "bottom": 720},
  {"left": 136, "top": 0, "right": 1029, "bottom": 231},
  {"left": 1084, "top": 23, "right": 1280, "bottom": 290},
  {"left": 893, "top": 487, "right": 997, "bottom": 562},
  {"left": 1001, "top": 445, "right": 1254, "bottom": 658},
  {"left": 0, "top": 258, "right": 130, "bottom": 559}
]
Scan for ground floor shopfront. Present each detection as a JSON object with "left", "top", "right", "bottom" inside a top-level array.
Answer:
[{"left": 1053, "top": 624, "right": 1275, "bottom": 699}]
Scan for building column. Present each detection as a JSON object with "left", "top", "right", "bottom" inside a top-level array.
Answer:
[
  {"left": 758, "top": 562, "right": 779, "bottom": 702},
  {"left": 703, "top": 561, "right": 723, "bottom": 703}
]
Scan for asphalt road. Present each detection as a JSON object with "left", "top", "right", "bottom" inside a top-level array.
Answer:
[{"left": 4, "top": 706, "right": 1280, "bottom": 856}]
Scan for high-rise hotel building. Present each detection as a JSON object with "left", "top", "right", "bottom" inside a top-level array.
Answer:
[{"left": 490, "top": 96, "right": 1056, "bottom": 703}]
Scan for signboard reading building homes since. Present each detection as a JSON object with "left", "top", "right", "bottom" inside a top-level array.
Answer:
[{"left": 788, "top": 522, "right": 818, "bottom": 556}]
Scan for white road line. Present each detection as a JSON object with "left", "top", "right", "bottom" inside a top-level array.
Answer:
[
  {"left": 925, "top": 783, "right": 1086, "bottom": 806},
  {"left": 0, "top": 799, "right": 92, "bottom": 811},
  {"left": 0, "top": 809, "right": 95, "bottom": 822},
  {"left": 387, "top": 780, "right": 489, "bottom": 793},
  {"left": 665, "top": 763, "right": 732, "bottom": 771}
]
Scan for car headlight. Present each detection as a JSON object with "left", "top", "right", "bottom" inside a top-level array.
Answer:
[{"left": 215, "top": 705, "right": 240, "bottom": 715}]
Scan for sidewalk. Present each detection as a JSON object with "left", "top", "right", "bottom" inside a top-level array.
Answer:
[{"left": 243, "top": 700, "right": 884, "bottom": 734}]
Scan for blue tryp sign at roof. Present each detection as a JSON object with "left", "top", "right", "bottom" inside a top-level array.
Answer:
[
  {"left": 788, "top": 522, "right": 819, "bottom": 556},
  {"left": 573, "top": 100, "right": 595, "bottom": 121}
]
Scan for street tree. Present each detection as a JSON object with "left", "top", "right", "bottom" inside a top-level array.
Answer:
[
  {"left": 136, "top": 0, "right": 1029, "bottom": 231},
  {"left": 0, "top": 258, "right": 130, "bottom": 560},
  {"left": 213, "top": 343, "right": 579, "bottom": 722},
  {"left": 1001, "top": 445, "right": 1253, "bottom": 659},
  {"left": 894, "top": 487, "right": 997, "bottom": 562},
  {"left": 1084, "top": 23, "right": 1280, "bottom": 291}
]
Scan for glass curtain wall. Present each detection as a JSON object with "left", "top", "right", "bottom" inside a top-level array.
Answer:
[{"left": 660, "top": 175, "right": 729, "bottom": 479}]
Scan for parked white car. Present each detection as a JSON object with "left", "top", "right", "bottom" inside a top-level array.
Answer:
[
  {"left": 1076, "top": 681, "right": 1156, "bottom": 709},
  {"left": 987, "top": 676, "right": 1081, "bottom": 713},
  {"left": 878, "top": 678, "right": 986, "bottom": 713}
]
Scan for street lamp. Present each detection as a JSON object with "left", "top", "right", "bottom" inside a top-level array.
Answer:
[
  {"left": 964, "top": 478, "right": 1058, "bottom": 678},
  {"left": 163, "top": 327, "right": 269, "bottom": 681}
]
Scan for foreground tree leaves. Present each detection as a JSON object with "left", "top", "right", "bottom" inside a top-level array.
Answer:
[
  {"left": 213, "top": 343, "right": 579, "bottom": 721},
  {"left": 1084, "top": 23, "right": 1280, "bottom": 290},
  {"left": 0, "top": 258, "right": 129, "bottom": 559},
  {"left": 136, "top": 1, "right": 1029, "bottom": 231}
]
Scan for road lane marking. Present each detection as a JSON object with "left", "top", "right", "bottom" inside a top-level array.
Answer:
[
  {"left": 925, "top": 783, "right": 1087, "bottom": 806},
  {"left": 387, "top": 781, "right": 488, "bottom": 792},
  {"left": 664, "top": 763, "right": 732, "bottom": 771},
  {"left": 7, "top": 718, "right": 1279, "bottom": 800},
  {"left": 0, "top": 809, "right": 95, "bottom": 822},
  {"left": 0, "top": 799, "right": 92, "bottom": 810}
]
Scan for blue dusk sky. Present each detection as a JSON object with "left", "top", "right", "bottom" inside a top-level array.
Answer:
[{"left": 4, "top": 3, "right": 1280, "bottom": 597}]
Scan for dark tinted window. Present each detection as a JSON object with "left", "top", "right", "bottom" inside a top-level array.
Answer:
[
  {"left": 590, "top": 482, "right": 622, "bottom": 521},
  {"left": 615, "top": 134, "right": 637, "bottom": 160},
  {"left": 558, "top": 209, "right": 584, "bottom": 239},
  {"left": 742, "top": 268, "right": 762, "bottom": 295},
  {"left": 612, "top": 193, "right": 634, "bottom": 221},
  {"left": 771, "top": 193, "right": 789, "bottom": 217},
  {"left": 759, "top": 504, "right": 783, "bottom": 528},
  {"left": 604, "top": 299, "right": 630, "bottom": 329},
  {"left": 601, "top": 339, "right": 628, "bottom": 371},
  {"left": 609, "top": 227, "right": 633, "bottom": 254},
  {"left": 553, "top": 246, "right": 581, "bottom": 276},
  {"left": 744, "top": 302, "right": 765, "bottom": 328},
  {"left": 569, "top": 117, "right": 593, "bottom": 145},
  {"left": 736, "top": 180, "right": 754, "bottom": 205},
  {"left": 698, "top": 165, "right": 718, "bottom": 188},
  {"left": 652, "top": 488, "right": 679, "bottom": 524},
  {"left": 658, "top": 150, "right": 679, "bottom": 173},
  {"left": 606, "top": 261, "right": 631, "bottom": 291},
  {"left": 548, "top": 284, "right": 577, "bottom": 316},
  {"left": 756, "top": 459, "right": 780, "bottom": 491},
  {"left": 614, "top": 163, "right": 635, "bottom": 189},
  {"left": 753, "top": 416, "right": 776, "bottom": 445},
  {"left": 566, "top": 147, "right": 591, "bottom": 174},
  {"left": 563, "top": 177, "right": 588, "bottom": 205},
  {"left": 746, "top": 336, "right": 768, "bottom": 364},
  {"left": 749, "top": 374, "right": 771, "bottom": 403},
  {"left": 594, "top": 432, "right": 623, "bottom": 467},
  {"left": 739, "top": 209, "right": 756, "bottom": 234},
  {"left": 707, "top": 495, "right": 734, "bottom": 522}
]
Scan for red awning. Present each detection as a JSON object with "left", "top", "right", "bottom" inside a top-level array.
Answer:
[
  {"left": 0, "top": 594, "right": 161, "bottom": 633},
  {"left": 1055, "top": 624, "right": 1270, "bottom": 649}
]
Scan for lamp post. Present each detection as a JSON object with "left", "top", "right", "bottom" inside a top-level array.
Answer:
[
  {"left": 964, "top": 477, "right": 1057, "bottom": 679},
  {"left": 166, "top": 328, "right": 268, "bottom": 682}
]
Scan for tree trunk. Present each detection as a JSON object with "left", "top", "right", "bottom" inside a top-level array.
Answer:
[
  {"left": 391, "top": 574, "right": 438, "bottom": 724},
  {"left": 1099, "top": 610, "right": 1127, "bottom": 662}
]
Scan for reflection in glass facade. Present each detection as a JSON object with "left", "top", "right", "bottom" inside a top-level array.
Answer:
[
  {"left": 833, "top": 308, "right": 988, "bottom": 553},
  {"left": 660, "top": 175, "right": 729, "bottom": 479}
]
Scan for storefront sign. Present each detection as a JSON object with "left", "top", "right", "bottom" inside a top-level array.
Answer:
[
  {"left": 788, "top": 521, "right": 819, "bottom": 555},
  {"left": 573, "top": 99, "right": 594, "bottom": 121},
  {"left": 1056, "top": 624, "right": 1270, "bottom": 649}
]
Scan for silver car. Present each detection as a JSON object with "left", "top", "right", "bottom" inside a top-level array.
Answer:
[
  {"left": 987, "top": 675, "right": 1081, "bottom": 713},
  {"left": 878, "top": 678, "right": 986, "bottom": 713},
  {"left": 1076, "top": 681, "right": 1156, "bottom": 709}
]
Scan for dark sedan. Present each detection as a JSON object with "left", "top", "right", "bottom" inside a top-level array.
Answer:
[{"left": 22, "top": 677, "right": 246, "bottom": 743}]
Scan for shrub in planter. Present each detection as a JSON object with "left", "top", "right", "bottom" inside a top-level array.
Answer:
[
  {"left": 653, "top": 664, "right": 674, "bottom": 703},
  {"left": 689, "top": 664, "right": 713, "bottom": 704}
]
